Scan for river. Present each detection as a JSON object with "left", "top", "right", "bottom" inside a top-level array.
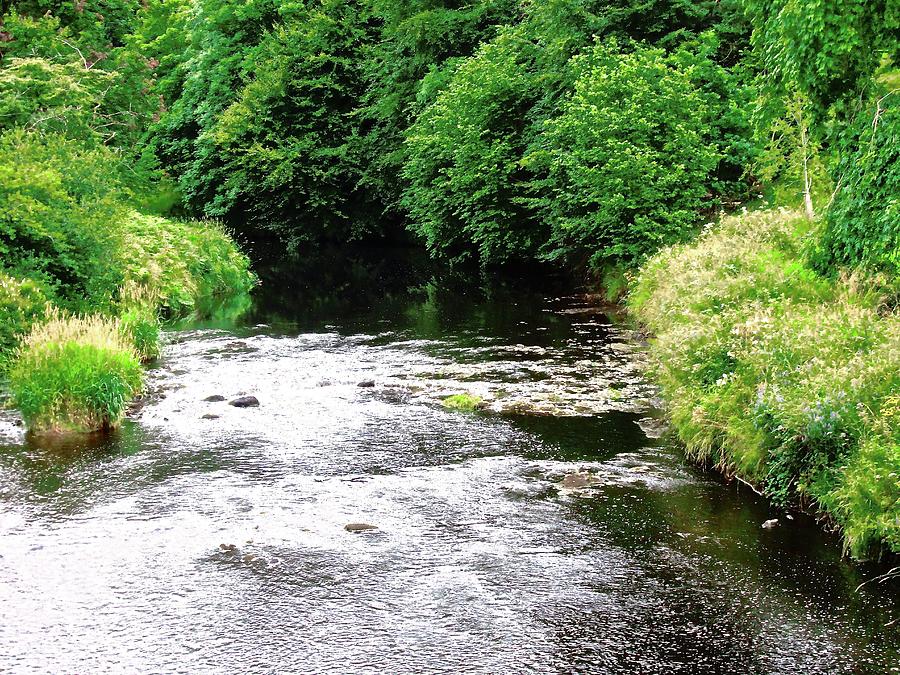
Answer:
[{"left": 1, "top": 250, "right": 898, "bottom": 673}]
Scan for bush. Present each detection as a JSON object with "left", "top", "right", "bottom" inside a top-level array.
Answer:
[
  {"left": 630, "top": 208, "right": 900, "bottom": 557},
  {"left": 206, "top": 1, "right": 380, "bottom": 246},
  {"left": 532, "top": 40, "right": 720, "bottom": 269},
  {"left": 0, "top": 270, "right": 49, "bottom": 372},
  {"left": 0, "top": 130, "right": 254, "bottom": 321},
  {"left": 0, "top": 129, "right": 127, "bottom": 306},
  {"left": 10, "top": 311, "right": 143, "bottom": 433},
  {"left": 402, "top": 27, "right": 546, "bottom": 267}
]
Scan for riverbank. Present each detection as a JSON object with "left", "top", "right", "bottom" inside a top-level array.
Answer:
[
  {"left": 1, "top": 212, "right": 254, "bottom": 433},
  {"left": 629, "top": 208, "right": 899, "bottom": 558},
  {"left": 0, "top": 131, "right": 255, "bottom": 432}
]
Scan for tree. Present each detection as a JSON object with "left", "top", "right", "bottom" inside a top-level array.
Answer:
[{"left": 531, "top": 41, "right": 720, "bottom": 269}]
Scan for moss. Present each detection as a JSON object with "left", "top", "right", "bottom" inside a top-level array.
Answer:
[
  {"left": 630, "top": 208, "right": 900, "bottom": 557},
  {"left": 442, "top": 393, "right": 484, "bottom": 411}
]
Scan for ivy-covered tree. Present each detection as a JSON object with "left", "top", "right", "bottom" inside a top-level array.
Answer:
[{"left": 816, "top": 94, "right": 899, "bottom": 275}]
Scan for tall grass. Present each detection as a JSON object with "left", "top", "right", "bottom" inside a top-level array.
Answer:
[
  {"left": 630, "top": 208, "right": 900, "bottom": 558},
  {"left": 118, "top": 212, "right": 256, "bottom": 319},
  {"left": 117, "top": 282, "right": 161, "bottom": 363},
  {"left": 9, "top": 310, "right": 143, "bottom": 434}
]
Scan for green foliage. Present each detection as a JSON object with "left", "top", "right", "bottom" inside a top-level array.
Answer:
[
  {"left": 117, "top": 283, "right": 161, "bottom": 362},
  {"left": 1, "top": 5, "right": 157, "bottom": 150},
  {"left": 0, "top": 129, "right": 126, "bottom": 304},
  {"left": 442, "top": 393, "right": 484, "bottom": 411},
  {"left": 0, "top": 57, "right": 113, "bottom": 140},
  {"left": 138, "top": 0, "right": 750, "bottom": 265},
  {"left": 821, "top": 398, "right": 900, "bottom": 555},
  {"left": 6, "top": 1, "right": 145, "bottom": 51},
  {"left": 403, "top": 26, "right": 545, "bottom": 266},
  {"left": 0, "top": 270, "right": 48, "bottom": 372},
  {"left": 208, "top": 0, "right": 377, "bottom": 244},
  {"left": 9, "top": 311, "right": 143, "bottom": 433},
  {"left": 630, "top": 208, "right": 900, "bottom": 556},
  {"left": 355, "top": 0, "right": 517, "bottom": 216},
  {"left": 402, "top": 1, "right": 751, "bottom": 268},
  {"left": 532, "top": 40, "right": 720, "bottom": 269},
  {"left": 741, "top": 0, "right": 899, "bottom": 119},
  {"left": 117, "top": 212, "right": 256, "bottom": 318},
  {"left": 145, "top": 0, "right": 283, "bottom": 214},
  {"left": 816, "top": 95, "right": 900, "bottom": 275},
  {"left": 0, "top": 128, "right": 254, "bottom": 318}
]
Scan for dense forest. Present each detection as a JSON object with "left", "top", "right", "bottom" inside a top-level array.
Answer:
[{"left": 0, "top": 1, "right": 897, "bottom": 556}]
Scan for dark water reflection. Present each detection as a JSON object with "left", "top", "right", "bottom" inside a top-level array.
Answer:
[{"left": 1, "top": 248, "right": 898, "bottom": 673}]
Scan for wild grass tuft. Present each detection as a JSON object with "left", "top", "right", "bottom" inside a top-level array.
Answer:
[
  {"left": 10, "top": 310, "right": 143, "bottom": 434},
  {"left": 630, "top": 208, "right": 900, "bottom": 558}
]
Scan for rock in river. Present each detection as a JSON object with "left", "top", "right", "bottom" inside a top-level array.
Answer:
[
  {"left": 560, "top": 473, "right": 602, "bottom": 490},
  {"left": 204, "top": 395, "right": 226, "bottom": 402},
  {"left": 229, "top": 396, "right": 260, "bottom": 408},
  {"left": 761, "top": 518, "right": 779, "bottom": 530},
  {"left": 357, "top": 380, "right": 376, "bottom": 388},
  {"left": 344, "top": 523, "right": 378, "bottom": 532}
]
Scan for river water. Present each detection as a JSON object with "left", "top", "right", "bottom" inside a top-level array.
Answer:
[{"left": 1, "top": 251, "right": 898, "bottom": 673}]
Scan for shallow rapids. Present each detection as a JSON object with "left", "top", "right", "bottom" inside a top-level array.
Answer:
[{"left": 1, "top": 255, "right": 898, "bottom": 673}]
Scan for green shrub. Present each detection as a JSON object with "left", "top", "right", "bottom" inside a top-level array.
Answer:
[
  {"left": 402, "top": 26, "right": 546, "bottom": 266},
  {"left": 0, "top": 129, "right": 127, "bottom": 306},
  {"left": 0, "top": 270, "right": 49, "bottom": 372},
  {"left": 0, "top": 58, "right": 129, "bottom": 143},
  {"left": 532, "top": 40, "right": 720, "bottom": 269},
  {"left": 630, "top": 208, "right": 900, "bottom": 556},
  {"left": 206, "top": 1, "right": 380, "bottom": 246},
  {"left": 10, "top": 312, "right": 143, "bottom": 433}
]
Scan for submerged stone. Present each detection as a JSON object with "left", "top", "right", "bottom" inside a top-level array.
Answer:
[
  {"left": 357, "top": 380, "right": 376, "bottom": 388},
  {"left": 344, "top": 523, "right": 378, "bottom": 532},
  {"left": 560, "top": 473, "right": 603, "bottom": 490}
]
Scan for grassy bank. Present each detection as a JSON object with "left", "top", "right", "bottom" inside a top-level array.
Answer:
[
  {"left": 1, "top": 211, "right": 255, "bottom": 433},
  {"left": 0, "top": 131, "right": 255, "bottom": 433},
  {"left": 629, "top": 208, "right": 899, "bottom": 558}
]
